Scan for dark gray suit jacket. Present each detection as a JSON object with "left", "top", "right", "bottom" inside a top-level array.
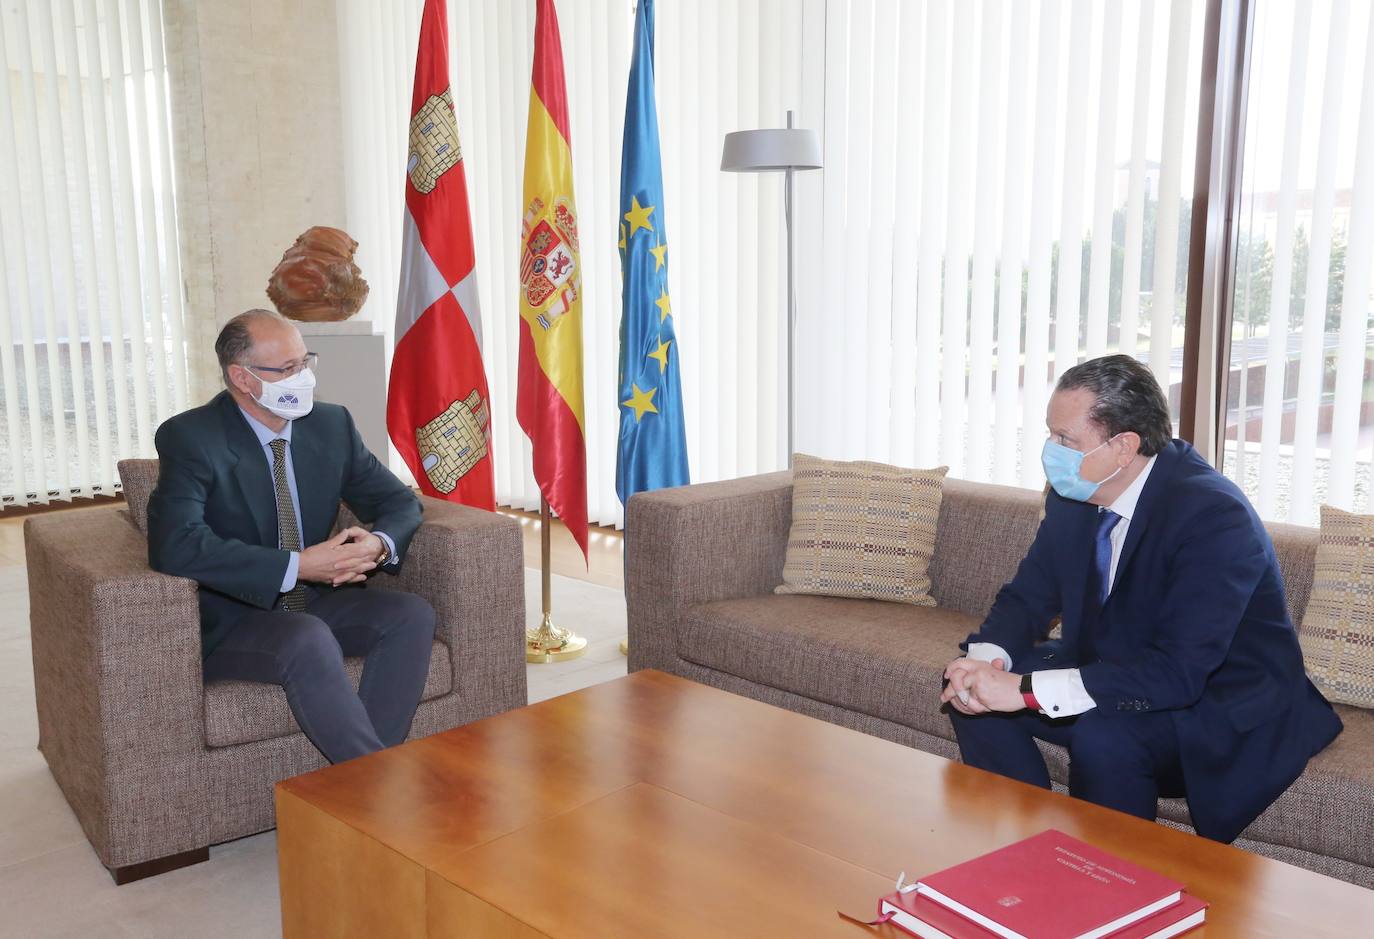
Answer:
[{"left": 147, "top": 392, "right": 422, "bottom": 657}]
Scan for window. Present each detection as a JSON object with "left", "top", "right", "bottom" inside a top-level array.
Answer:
[
  {"left": 326, "top": 0, "right": 1360, "bottom": 527},
  {"left": 798, "top": 0, "right": 1206, "bottom": 489},
  {"left": 1222, "top": 0, "right": 1373, "bottom": 523},
  {"left": 0, "top": 0, "right": 188, "bottom": 506}
]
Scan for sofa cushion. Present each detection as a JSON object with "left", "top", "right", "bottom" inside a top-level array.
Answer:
[
  {"left": 116, "top": 458, "right": 159, "bottom": 533},
  {"left": 776, "top": 455, "right": 948, "bottom": 606},
  {"left": 1009, "top": 705, "right": 1374, "bottom": 873},
  {"left": 1037, "top": 704, "right": 1374, "bottom": 871},
  {"left": 1239, "top": 702, "right": 1374, "bottom": 869},
  {"left": 203, "top": 640, "right": 452, "bottom": 747},
  {"left": 1266, "top": 519, "right": 1320, "bottom": 626},
  {"left": 926, "top": 478, "right": 1043, "bottom": 619},
  {"left": 679, "top": 594, "right": 975, "bottom": 742},
  {"left": 1300, "top": 505, "right": 1374, "bottom": 707}
]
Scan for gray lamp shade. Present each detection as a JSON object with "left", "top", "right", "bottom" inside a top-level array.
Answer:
[{"left": 720, "top": 128, "right": 822, "bottom": 172}]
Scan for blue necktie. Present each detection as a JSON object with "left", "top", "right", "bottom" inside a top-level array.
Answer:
[
  {"left": 1079, "top": 509, "right": 1122, "bottom": 663},
  {"left": 1093, "top": 509, "right": 1122, "bottom": 605}
]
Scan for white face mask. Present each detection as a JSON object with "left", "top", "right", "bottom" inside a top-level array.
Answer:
[{"left": 251, "top": 367, "right": 316, "bottom": 421}]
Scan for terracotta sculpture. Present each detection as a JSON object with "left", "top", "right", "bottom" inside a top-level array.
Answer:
[{"left": 266, "top": 226, "right": 370, "bottom": 322}]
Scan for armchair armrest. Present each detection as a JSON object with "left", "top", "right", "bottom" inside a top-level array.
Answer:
[
  {"left": 25, "top": 506, "right": 205, "bottom": 864},
  {"left": 26, "top": 507, "right": 204, "bottom": 758},
  {"left": 370, "top": 497, "right": 527, "bottom": 717},
  {"left": 625, "top": 472, "right": 793, "bottom": 672}
]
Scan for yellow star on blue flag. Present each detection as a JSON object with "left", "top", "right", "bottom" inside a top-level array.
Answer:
[
  {"left": 624, "top": 196, "right": 655, "bottom": 238},
  {"left": 622, "top": 383, "right": 658, "bottom": 421},
  {"left": 647, "top": 338, "right": 671, "bottom": 374}
]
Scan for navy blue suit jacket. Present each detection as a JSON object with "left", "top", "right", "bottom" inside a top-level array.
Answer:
[
  {"left": 964, "top": 440, "right": 1341, "bottom": 842},
  {"left": 147, "top": 392, "right": 423, "bottom": 658}
]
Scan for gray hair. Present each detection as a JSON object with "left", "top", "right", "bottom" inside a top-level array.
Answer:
[
  {"left": 1055, "top": 354, "right": 1173, "bottom": 457},
  {"left": 215, "top": 308, "right": 289, "bottom": 384}
]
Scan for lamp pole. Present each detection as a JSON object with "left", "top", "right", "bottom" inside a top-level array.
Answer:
[
  {"left": 719, "top": 113, "right": 821, "bottom": 470},
  {"left": 785, "top": 109, "right": 796, "bottom": 468}
]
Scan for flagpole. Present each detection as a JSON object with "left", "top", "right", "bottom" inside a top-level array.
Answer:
[
  {"left": 526, "top": 497, "right": 587, "bottom": 663},
  {"left": 541, "top": 496, "right": 552, "bottom": 620}
]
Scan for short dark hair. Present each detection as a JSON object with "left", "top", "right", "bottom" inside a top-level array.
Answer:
[
  {"left": 1055, "top": 355, "right": 1173, "bottom": 457},
  {"left": 214, "top": 308, "right": 287, "bottom": 384}
]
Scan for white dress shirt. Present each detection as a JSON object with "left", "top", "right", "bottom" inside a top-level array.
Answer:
[
  {"left": 967, "top": 455, "right": 1158, "bottom": 717},
  {"left": 238, "top": 407, "right": 398, "bottom": 593}
]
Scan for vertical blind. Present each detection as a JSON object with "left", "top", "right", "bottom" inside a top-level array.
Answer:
[
  {"left": 4, "top": 1, "right": 1358, "bottom": 523},
  {"left": 339, "top": 0, "right": 639, "bottom": 525},
  {"left": 1225, "top": 0, "right": 1374, "bottom": 524},
  {"left": 797, "top": 0, "right": 1205, "bottom": 487},
  {"left": 0, "top": 0, "right": 187, "bottom": 507},
  {"left": 338, "top": 0, "right": 805, "bottom": 527},
  {"left": 340, "top": 0, "right": 1203, "bottom": 526}
]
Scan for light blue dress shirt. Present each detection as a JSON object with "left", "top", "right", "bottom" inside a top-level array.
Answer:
[{"left": 238, "top": 408, "right": 397, "bottom": 592}]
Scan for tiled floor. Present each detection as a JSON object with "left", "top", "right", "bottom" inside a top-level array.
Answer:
[{"left": 0, "top": 504, "right": 628, "bottom": 938}]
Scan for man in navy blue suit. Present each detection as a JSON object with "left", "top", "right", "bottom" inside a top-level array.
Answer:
[{"left": 942, "top": 355, "right": 1341, "bottom": 843}]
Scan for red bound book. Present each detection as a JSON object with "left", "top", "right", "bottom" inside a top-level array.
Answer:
[
  {"left": 910, "top": 830, "right": 1185, "bottom": 939},
  {"left": 876, "top": 889, "right": 1207, "bottom": 939},
  {"left": 1109, "top": 894, "right": 1207, "bottom": 939},
  {"left": 877, "top": 889, "right": 1000, "bottom": 938}
]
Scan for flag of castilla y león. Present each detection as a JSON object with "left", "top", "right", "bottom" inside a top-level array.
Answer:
[
  {"left": 516, "top": 0, "right": 589, "bottom": 559},
  {"left": 387, "top": 0, "right": 495, "bottom": 510}
]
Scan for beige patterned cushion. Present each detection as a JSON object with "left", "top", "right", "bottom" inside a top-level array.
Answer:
[
  {"left": 776, "top": 454, "right": 947, "bottom": 606},
  {"left": 1300, "top": 505, "right": 1374, "bottom": 708}
]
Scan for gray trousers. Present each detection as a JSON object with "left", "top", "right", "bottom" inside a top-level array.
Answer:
[{"left": 203, "top": 586, "right": 436, "bottom": 764}]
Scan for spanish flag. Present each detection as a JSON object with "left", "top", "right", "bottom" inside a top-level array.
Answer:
[{"left": 517, "top": 0, "right": 588, "bottom": 559}]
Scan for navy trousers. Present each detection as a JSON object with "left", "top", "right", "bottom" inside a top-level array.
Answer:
[
  {"left": 203, "top": 587, "right": 435, "bottom": 764},
  {"left": 949, "top": 680, "right": 1186, "bottom": 821}
]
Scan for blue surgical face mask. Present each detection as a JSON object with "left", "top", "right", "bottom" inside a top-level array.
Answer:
[{"left": 1041, "top": 435, "right": 1121, "bottom": 502}]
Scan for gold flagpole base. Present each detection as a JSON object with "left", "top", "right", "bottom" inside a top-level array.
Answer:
[
  {"left": 525, "top": 612, "right": 588, "bottom": 664},
  {"left": 618, "top": 639, "right": 628, "bottom": 656}
]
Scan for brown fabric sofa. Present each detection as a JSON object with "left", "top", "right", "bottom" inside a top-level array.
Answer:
[
  {"left": 24, "top": 459, "right": 527, "bottom": 882},
  {"left": 626, "top": 471, "right": 1374, "bottom": 888}
]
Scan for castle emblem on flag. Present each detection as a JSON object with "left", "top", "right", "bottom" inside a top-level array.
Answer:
[
  {"left": 414, "top": 389, "right": 491, "bottom": 494},
  {"left": 520, "top": 196, "right": 580, "bottom": 326},
  {"left": 407, "top": 90, "right": 462, "bottom": 194}
]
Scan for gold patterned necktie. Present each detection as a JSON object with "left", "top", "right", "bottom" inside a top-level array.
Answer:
[{"left": 269, "top": 438, "right": 308, "bottom": 612}]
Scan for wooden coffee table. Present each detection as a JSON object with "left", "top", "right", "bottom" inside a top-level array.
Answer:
[{"left": 276, "top": 670, "right": 1372, "bottom": 937}]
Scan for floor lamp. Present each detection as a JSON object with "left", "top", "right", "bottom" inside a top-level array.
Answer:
[{"left": 721, "top": 111, "right": 822, "bottom": 467}]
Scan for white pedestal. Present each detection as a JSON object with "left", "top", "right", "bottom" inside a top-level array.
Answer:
[{"left": 295, "top": 320, "right": 390, "bottom": 462}]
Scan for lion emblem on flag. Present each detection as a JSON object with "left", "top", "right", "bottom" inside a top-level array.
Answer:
[{"left": 520, "top": 196, "right": 580, "bottom": 327}]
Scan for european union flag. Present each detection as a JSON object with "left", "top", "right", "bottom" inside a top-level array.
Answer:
[{"left": 617, "top": 0, "right": 688, "bottom": 506}]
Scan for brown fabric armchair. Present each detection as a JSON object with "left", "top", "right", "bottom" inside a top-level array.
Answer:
[{"left": 24, "top": 459, "right": 527, "bottom": 883}]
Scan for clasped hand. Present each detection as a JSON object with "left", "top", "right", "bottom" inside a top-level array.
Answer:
[
  {"left": 940, "top": 657, "right": 1025, "bottom": 715},
  {"left": 298, "top": 526, "right": 382, "bottom": 587}
]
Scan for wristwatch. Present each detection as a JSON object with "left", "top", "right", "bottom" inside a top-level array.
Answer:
[
  {"left": 375, "top": 540, "right": 392, "bottom": 566},
  {"left": 1019, "top": 673, "right": 1041, "bottom": 712}
]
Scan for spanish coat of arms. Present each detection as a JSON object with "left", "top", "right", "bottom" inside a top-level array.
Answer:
[{"left": 519, "top": 196, "right": 580, "bottom": 328}]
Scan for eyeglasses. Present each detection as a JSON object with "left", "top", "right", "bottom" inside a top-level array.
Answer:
[{"left": 244, "top": 352, "right": 318, "bottom": 378}]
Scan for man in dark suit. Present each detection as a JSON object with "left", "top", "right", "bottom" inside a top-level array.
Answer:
[
  {"left": 942, "top": 355, "right": 1341, "bottom": 843},
  {"left": 148, "top": 308, "right": 435, "bottom": 764}
]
